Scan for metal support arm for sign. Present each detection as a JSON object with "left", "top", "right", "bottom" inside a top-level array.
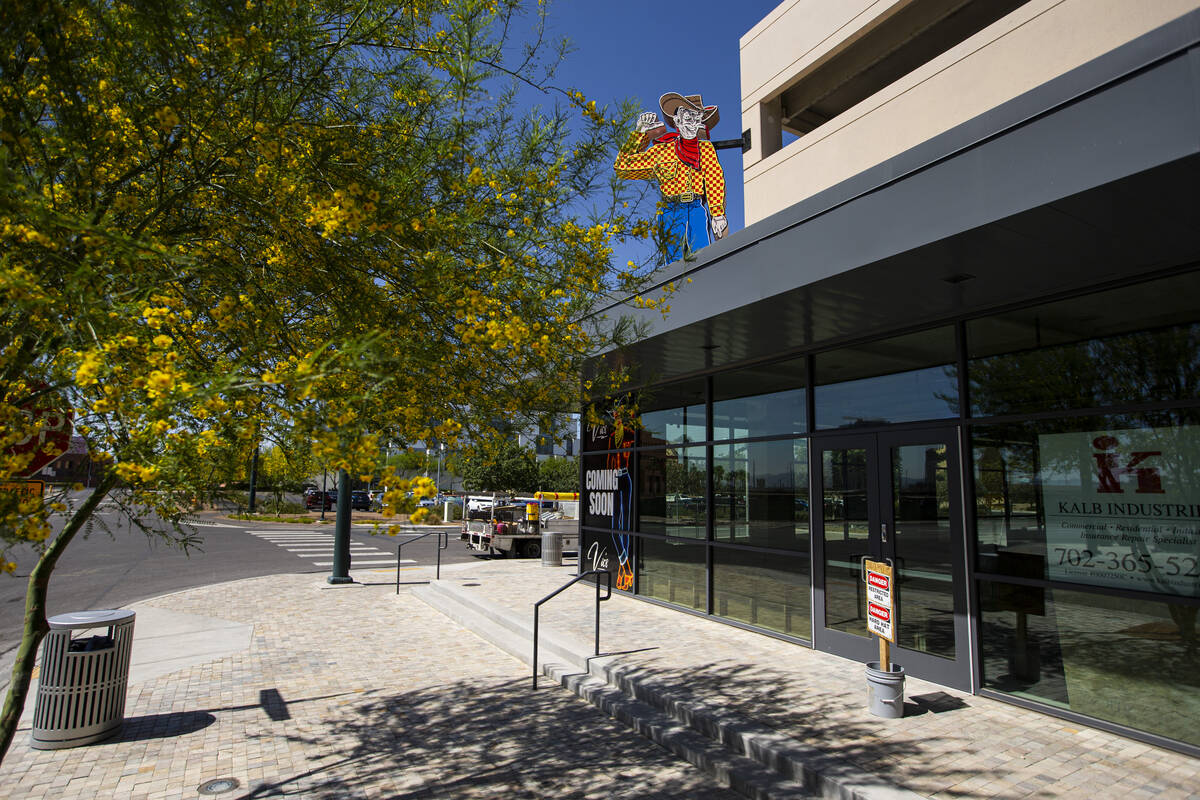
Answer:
[{"left": 711, "top": 129, "right": 752, "bottom": 153}]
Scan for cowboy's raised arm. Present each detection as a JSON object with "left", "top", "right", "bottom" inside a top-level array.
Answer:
[
  {"left": 613, "top": 111, "right": 661, "bottom": 180},
  {"left": 634, "top": 111, "right": 660, "bottom": 133}
]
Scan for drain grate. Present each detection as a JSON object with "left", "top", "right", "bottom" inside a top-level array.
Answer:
[{"left": 198, "top": 777, "right": 241, "bottom": 795}]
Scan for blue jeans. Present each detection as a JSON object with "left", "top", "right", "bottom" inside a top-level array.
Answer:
[{"left": 659, "top": 198, "right": 709, "bottom": 263}]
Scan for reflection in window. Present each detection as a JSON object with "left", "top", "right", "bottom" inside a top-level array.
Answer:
[
  {"left": 822, "top": 447, "right": 871, "bottom": 637},
  {"left": 713, "top": 357, "right": 807, "bottom": 439},
  {"left": 639, "top": 447, "right": 707, "bottom": 538},
  {"left": 968, "top": 271, "right": 1200, "bottom": 417},
  {"left": 815, "top": 327, "right": 958, "bottom": 429},
  {"left": 973, "top": 414, "right": 1200, "bottom": 598},
  {"left": 713, "top": 439, "right": 808, "bottom": 551},
  {"left": 713, "top": 547, "right": 810, "bottom": 639},
  {"left": 892, "top": 444, "right": 955, "bottom": 659},
  {"left": 639, "top": 536, "right": 706, "bottom": 611},
  {"left": 638, "top": 379, "right": 707, "bottom": 445},
  {"left": 980, "top": 583, "right": 1200, "bottom": 748}
]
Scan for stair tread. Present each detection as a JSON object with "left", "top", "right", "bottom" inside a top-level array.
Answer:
[{"left": 415, "top": 579, "right": 927, "bottom": 800}]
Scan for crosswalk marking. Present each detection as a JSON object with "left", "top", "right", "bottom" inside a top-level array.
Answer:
[
  {"left": 313, "top": 560, "right": 413, "bottom": 567},
  {"left": 246, "top": 528, "right": 399, "bottom": 568}
]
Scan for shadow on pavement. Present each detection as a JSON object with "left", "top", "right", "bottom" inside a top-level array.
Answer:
[
  {"left": 232, "top": 674, "right": 744, "bottom": 800},
  {"left": 106, "top": 711, "right": 216, "bottom": 744},
  {"left": 228, "top": 659, "right": 995, "bottom": 799}
]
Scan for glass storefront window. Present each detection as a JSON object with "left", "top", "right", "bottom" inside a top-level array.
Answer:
[
  {"left": 713, "top": 439, "right": 809, "bottom": 551},
  {"left": 822, "top": 446, "right": 871, "bottom": 638},
  {"left": 713, "top": 546, "right": 810, "bottom": 639},
  {"left": 815, "top": 326, "right": 958, "bottom": 429},
  {"left": 713, "top": 357, "right": 807, "bottom": 439},
  {"left": 639, "top": 536, "right": 706, "bottom": 611},
  {"left": 980, "top": 582, "right": 1200, "bottom": 748},
  {"left": 968, "top": 271, "right": 1200, "bottom": 417},
  {"left": 892, "top": 443, "right": 956, "bottom": 659},
  {"left": 973, "top": 413, "right": 1200, "bottom": 598},
  {"left": 639, "top": 447, "right": 707, "bottom": 539},
  {"left": 638, "top": 379, "right": 706, "bottom": 445}
]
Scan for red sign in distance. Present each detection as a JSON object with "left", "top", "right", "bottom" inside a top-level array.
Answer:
[{"left": 8, "top": 390, "right": 73, "bottom": 478}]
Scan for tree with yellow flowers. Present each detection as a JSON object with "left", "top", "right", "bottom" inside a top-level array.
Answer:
[{"left": 0, "top": 0, "right": 657, "bottom": 762}]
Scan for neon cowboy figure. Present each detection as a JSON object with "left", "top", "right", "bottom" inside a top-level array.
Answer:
[{"left": 614, "top": 92, "right": 728, "bottom": 263}]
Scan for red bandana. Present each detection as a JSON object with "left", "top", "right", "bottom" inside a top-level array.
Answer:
[{"left": 655, "top": 131, "right": 703, "bottom": 170}]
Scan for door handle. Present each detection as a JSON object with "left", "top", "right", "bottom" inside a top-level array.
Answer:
[{"left": 881, "top": 522, "right": 888, "bottom": 543}]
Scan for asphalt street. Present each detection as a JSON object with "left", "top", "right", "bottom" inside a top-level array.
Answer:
[{"left": 0, "top": 498, "right": 481, "bottom": 663}]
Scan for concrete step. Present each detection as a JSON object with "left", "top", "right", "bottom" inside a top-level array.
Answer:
[
  {"left": 413, "top": 580, "right": 925, "bottom": 800},
  {"left": 412, "top": 580, "right": 591, "bottom": 675},
  {"left": 549, "top": 663, "right": 814, "bottom": 800}
]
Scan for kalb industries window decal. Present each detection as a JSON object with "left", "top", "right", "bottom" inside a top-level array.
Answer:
[{"left": 1039, "top": 426, "right": 1200, "bottom": 596}]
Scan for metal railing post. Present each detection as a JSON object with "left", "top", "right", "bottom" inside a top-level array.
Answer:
[
  {"left": 533, "top": 606, "right": 541, "bottom": 689},
  {"left": 395, "top": 528, "right": 452, "bottom": 594},
  {"left": 532, "top": 570, "right": 611, "bottom": 690}
]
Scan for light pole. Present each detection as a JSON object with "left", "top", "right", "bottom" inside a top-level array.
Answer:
[
  {"left": 328, "top": 468, "right": 353, "bottom": 584},
  {"left": 435, "top": 442, "right": 445, "bottom": 494},
  {"left": 320, "top": 469, "right": 327, "bottom": 522}
]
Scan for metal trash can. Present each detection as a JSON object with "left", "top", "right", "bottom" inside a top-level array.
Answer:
[
  {"left": 31, "top": 609, "right": 135, "bottom": 749},
  {"left": 541, "top": 531, "right": 563, "bottom": 567}
]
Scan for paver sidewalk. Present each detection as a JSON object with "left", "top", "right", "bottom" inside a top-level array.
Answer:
[
  {"left": 2, "top": 556, "right": 1197, "bottom": 799},
  {"left": 426, "top": 559, "right": 1200, "bottom": 800},
  {"left": 0, "top": 563, "right": 741, "bottom": 800}
]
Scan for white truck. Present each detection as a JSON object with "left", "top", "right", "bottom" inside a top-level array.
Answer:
[{"left": 460, "top": 492, "right": 579, "bottom": 558}]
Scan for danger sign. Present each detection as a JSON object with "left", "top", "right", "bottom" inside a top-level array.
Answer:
[{"left": 864, "top": 560, "right": 894, "bottom": 642}]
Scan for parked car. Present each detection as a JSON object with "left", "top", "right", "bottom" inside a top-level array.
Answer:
[
  {"left": 305, "top": 491, "right": 333, "bottom": 511},
  {"left": 350, "top": 491, "right": 371, "bottom": 511}
]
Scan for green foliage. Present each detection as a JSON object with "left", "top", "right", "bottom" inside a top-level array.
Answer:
[
  {"left": 0, "top": 0, "right": 660, "bottom": 765},
  {"left": 229, "top": 513, "right": 315, "bottom": 524},
  {"left": 387, "top": 449, "right": 432, "bottom": 474},
  {"left": 459, "top": 437, "right": 539, "bottom": 493},
  {"left": 258, "top": 444, "right": 317, "bottom": 503},
  {"left": 537, "top": 456, "right": 578, "bottom": 491}
]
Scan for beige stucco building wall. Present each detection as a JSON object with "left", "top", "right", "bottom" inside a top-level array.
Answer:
[{"left": 740, "top": 0, "right": 1200, "bottom": 226}]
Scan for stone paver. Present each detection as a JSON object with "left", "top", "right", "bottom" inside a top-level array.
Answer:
[
  {"left": 3, "top": 555, "right": 1197, "bottom": 799},
  {"left": 443, "top": 559, "right": 1200, "bottom": 800},
  {"left": 0, "top": 566, "right": 741, "bottom": 799}
]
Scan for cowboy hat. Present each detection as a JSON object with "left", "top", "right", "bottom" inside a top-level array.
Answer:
[{"left": 659, "top": 92, "right": 720, "bottom": 131}]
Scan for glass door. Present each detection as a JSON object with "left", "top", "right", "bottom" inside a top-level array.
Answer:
[{"left": 812, "top": 428, "right": 972, "bottom": 690}]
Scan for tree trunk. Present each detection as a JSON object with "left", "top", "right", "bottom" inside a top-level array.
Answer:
[{"left": 0, "top": 476, "right": 117, "bottom": 766}]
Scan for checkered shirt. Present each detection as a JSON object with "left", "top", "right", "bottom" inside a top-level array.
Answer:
[{"left": 614, "top": 130, "right": 726, "bottom": 217}]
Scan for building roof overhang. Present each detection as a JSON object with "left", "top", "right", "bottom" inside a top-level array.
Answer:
[{"left": 589, "top": 9, "right": 1200, "bottom": 390}]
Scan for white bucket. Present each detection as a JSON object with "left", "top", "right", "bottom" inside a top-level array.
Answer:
[{"left": 865, "top": 661, "right": 905, "bottom": 719}]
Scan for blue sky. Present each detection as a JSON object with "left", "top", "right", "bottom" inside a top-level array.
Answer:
[{"left": 536, "top": 0, "right": 783, "bottom": 245}]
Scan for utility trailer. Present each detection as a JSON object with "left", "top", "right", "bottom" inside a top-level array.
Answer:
[{"left": 460, "top": 492, "right": 579, "bottom": 558}]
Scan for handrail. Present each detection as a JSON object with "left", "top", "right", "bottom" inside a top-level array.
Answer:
[
  {"left": 395, "top": 529, "right": 450, "bottom": 593},
  {"left": 532, "top": 570, "right": 611, "bottom": 689}
]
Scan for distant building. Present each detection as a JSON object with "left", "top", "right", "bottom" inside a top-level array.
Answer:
[
  {"left": 38, "top": 435, "right": 97, "bottom": 487},
  {"left": 583, "top": 1, "right": 1200, "bottom": 756},
  {"left": 518, "top": 420, "right": 578, "bottom": 459}
]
